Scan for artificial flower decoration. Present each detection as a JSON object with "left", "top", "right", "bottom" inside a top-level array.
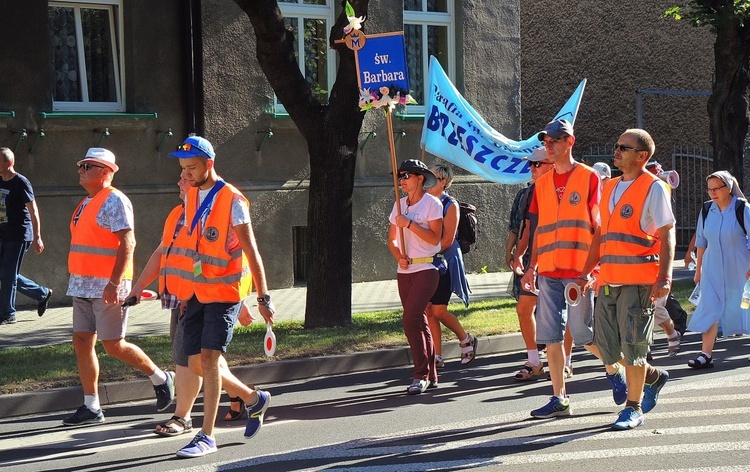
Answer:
[
  {"left": 358, "top": 86, "right": 417, "bottom": 112},
  {"left": 344, "top": 2, "right": 366, "bottom": 35}
]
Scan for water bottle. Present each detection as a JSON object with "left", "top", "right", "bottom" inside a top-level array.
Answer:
[
  {"left": 741, "top": 278, "right": 750, "bottom": 309},
  {"left": 687, "top": 251, "right": 696, "bottom": 271}
]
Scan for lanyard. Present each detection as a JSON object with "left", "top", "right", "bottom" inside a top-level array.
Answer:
[{"left": 188, "top": 180, "right": 225, "bottom": 237}]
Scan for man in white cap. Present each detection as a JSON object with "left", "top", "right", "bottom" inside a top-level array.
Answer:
[
  {"left": 593, "top": 162, "right": 612, "bottom": 182},
  {"left": 505, "top": 147, "right": 555, "bottom": 380},
  {"left": 63, "top": 148, "right": 175, "bottom": 426}
]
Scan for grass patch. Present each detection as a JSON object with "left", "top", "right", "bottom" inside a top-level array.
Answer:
[
  {"left": 0, "top": 297, "right": 520, "bottom": 394},
  {"left": 1, "top": 280, "right": 698, "bottom": 395}
]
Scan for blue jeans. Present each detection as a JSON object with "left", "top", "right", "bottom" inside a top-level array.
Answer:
[{"left": 0, "top": 240, "right": 49, "bottom": 318}]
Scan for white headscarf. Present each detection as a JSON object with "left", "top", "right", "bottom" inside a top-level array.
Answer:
[{"left": 707, "top": 170, "right": 746, "bottom": 199}]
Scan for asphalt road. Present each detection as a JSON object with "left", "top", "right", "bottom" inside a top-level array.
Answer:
[{"left": 1, "top": 333, "right": 749, "bottom": 472}]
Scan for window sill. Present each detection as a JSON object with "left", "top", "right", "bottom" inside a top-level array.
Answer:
[
  {"left": 36, "top": 112, "right": 158, "bottom": 130},
  {"left": 39, "top": 112, "right": 157, "bottom": 119},
  {"left": 264, "top": 109, "right": 291, "bottom": 119},
  {"left": 394, "top": 112, "right": 425, "bottom": 121}
]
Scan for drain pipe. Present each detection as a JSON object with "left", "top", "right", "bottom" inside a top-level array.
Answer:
[{"left": 185, "top": 0, "right": 205, "bottom": 135}]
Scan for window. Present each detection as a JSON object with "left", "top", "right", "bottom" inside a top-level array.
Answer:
[
  {"left": 49, "top": 0, "right": 125, "bottom": 112},
  {"left": 404, "top": 0, "right": 455, "bottom": 114},
  {"left": 275, "top": 0, "right": 336, "bottom": 113}
]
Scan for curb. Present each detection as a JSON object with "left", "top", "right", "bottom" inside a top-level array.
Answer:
[{"left": 1, "top": 333, "right": 526, "bottom": 418}]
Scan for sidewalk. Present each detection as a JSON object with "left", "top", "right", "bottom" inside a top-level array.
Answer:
[{"left": 0, "top": 272, "right": 512, "bottom": 350}]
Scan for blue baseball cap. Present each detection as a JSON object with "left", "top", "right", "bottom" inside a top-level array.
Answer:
[
  {"left": 169, "top": 136, "right": 216, "bottom": 159},
  {"left": 538, "top": 119, "right": 575, "bottom": 140}
]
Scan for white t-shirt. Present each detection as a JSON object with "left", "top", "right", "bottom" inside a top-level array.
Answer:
[
  {"left": 195, "top": 182, "right": 251, "bottom": 252},
  {"left": 389, "top": 193, "right": 442, "bottom": 274},
  {"left": 608, "top": 178, "right": 675, "bottom": 234}
]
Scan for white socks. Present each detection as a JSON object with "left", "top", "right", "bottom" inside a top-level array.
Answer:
[
  {"left": 527, "top": 349, "right": 540, "bottom": 366},
  {"left": 149, "top": 368, "right": 167, "bottom": 386},
  {"left": 84, "top": 394, "right": 100, "bottom": 412}
]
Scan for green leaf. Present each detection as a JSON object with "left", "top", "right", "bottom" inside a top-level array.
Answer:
[{"left": 345, "top": 1, "right": 355, "bottom": 17}]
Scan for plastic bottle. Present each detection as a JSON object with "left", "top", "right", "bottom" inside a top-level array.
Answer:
[
  {"left": 687, "top": 251, "right": 697, "bottom": 271},
  {"left": 741, "top": 278, "right": 750, "bottom": 309}
]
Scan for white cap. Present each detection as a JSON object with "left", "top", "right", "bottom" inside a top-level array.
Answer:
[
  {"left": 592, "top": 162, "right": 611, "bottom": 179},
  {"left": 78, "top": 148, "right": 119, "bottom": 172},
  {"left": 524, "top": 147, "right": 548, "bottom": 162}
]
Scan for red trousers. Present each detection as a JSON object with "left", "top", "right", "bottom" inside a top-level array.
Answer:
[{"left": 397, "top": 269, "right": 439, "bottom": 382}]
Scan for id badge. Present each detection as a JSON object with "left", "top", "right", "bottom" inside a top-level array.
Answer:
[{"left": 193, "top": 259, "right": 202, "bottom": 276}]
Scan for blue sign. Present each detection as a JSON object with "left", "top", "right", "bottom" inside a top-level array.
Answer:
[{"left": 355, "top": 33, "right": 410, "bottom": 93}]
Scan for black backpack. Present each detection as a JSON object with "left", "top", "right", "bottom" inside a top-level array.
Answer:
[
  {"left": 701, "top": 198, "right": 747, "bottom": 236},
  {"left": 442, "top": 195, "right": 478, "bottom": 254}
]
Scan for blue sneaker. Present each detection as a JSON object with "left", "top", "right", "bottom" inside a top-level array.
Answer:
[
  {"left": 176, "top": 430, "right": 217, "bottom": 458},
  {"left": 606, "top": 368, "right": 627, "bottom": 405},
  {"left": 244, "top": 389, "right": 271, "bottom": 439},
  {"left": 154, "top": 370, "right": 176, "bottom": 412},
  {"left": 612, "top": 406, "right": 644, "bottom": 430},
  {"left": 642, "top": 368, "right": 669, "bottom": 414},
  {"left": 530, "top": 396, "right": 571, "bottom": 418}
]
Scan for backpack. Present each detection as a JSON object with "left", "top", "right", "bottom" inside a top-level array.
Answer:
[
  {"left": 701, "top": 198, "right": 747, "bottom": 236},
  {"left": 441, "top": 195, "right": 478, "bottom": 254}
]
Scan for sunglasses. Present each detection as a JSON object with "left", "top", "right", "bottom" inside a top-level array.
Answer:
[
  {"left": 613, "top": 144, "right": 645, "bottom": 152},
  {"left": 530, "top": 161, "right": 552, "bottom": 168},
  {"left": 78, "top": 163, "right": 105, "bottom": 171},
  {"left": 176, "top": 142, "right": 193, "bottom": 152},
  {"left": 398, "top": 172, "right": 413, "bottom": 180}
]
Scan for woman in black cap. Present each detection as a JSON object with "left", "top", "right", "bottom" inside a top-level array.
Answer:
[{"left": 387, "top": 159, "right": 443, "bottom": 394}]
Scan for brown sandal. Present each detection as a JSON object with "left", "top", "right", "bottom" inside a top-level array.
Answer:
[
  {"left": 154, "top": 415, "right": 192, "bottom": 437},
  {"left": 514, "top": 362, "right": 545, "bottom": 381}
]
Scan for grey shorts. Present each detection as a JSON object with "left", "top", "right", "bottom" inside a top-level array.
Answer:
[
  {"left": 593, "top": 284, "right": 654, "bottom": 366},
  {"left": 169, "top": 308, "right": 189, "bottom": 367},
  {"left": 72, "top": 297, "right": 128, "bottom": 341}
]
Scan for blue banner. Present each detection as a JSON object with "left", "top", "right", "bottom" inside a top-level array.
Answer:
[
  {"left": 356, "top": 33, "right": 410, "bottom": 92},
  {"left": 420, "top": 56, "right": 586, "bottom": 184}
]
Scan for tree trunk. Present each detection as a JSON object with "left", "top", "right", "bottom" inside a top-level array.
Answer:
[
  {"left": 708, "top": 17, "right": 750, "bottom": 180},
  {"left": 235, "top": 0, "right": 367, "bottom": 327}
]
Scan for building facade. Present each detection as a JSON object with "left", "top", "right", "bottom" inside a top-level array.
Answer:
[{"left": 0, "top": 1, "right": 522, "bottom": 302}]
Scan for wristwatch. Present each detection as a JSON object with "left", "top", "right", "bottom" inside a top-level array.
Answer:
[{"left": 257, "top": 294, "right": 272, "bottom": 305}]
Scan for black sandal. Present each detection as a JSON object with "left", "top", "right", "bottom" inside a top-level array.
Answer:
[
  {"left": 688, "top": 353, "right": 714, "bottom": 369},
  {"left": 224, "top": 396, "right": 245, "bottom": 421},
  {"left": 154, "top": 415, "right": 192, "bottom": 437}
]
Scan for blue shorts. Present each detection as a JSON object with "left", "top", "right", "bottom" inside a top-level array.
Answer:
[
  {"left": 535, "top": 276, "right": 594, "bottom": 345},
  {"left": 182, "top": 296, "right": 241, "bottom": 356}
]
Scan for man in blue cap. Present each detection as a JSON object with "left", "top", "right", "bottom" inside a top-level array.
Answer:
[{"left": 167, "top": 135, "right": 274, "bottom": 458}]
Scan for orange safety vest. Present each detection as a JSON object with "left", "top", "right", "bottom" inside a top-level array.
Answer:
[
  {"left": 158, "top": 204, "right": 192, "bottom": 298},
  {"left": 68, "top": 186, "right": 133, "bottom": 280},
  {"left": 599, "top": 172, "right": 661, "bottom": 285},
  {"left": 535, "top": 164, "right": 596, "bottom": 274},
  {"left": 169, "top": 183, "right": 252, "bottom": 303}
]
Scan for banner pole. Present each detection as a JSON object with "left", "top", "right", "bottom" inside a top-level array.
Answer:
[{"left": 386, "top": 110, "right": 407, "bottom": 258}]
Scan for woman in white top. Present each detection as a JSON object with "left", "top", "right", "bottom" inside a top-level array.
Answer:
[{"left": 387, "top": 159, "right": 443, "bottom": 394}]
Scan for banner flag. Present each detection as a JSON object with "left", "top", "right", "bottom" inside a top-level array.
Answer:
[{"left": 420, "top": 56, "right": 586, "bottom": 184}]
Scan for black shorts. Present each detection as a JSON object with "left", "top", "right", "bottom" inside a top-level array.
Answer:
[{"left": 430, "top": 270, "right": 452, "bottom": 305}]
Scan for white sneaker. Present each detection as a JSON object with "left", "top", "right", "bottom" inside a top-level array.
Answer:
[{"left": 406, "top": 379, "right": 428, "bottom": 395}]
